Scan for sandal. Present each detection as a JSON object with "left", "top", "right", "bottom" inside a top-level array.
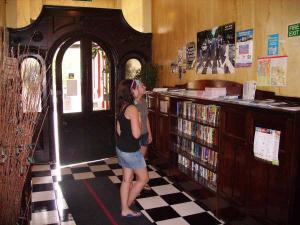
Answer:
[
  {"left": 143, "top": 184, "right": 151, "bottom": 191},
  {"left": 122, "top": 211, "right": 142, "bottom": 218}
]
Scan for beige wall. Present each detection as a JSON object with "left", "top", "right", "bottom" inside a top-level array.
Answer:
[
  {"left": 152, "top": 0, "right": 300, "bottom": 97},
  {"left": 121, "top": 0, "right": 151, "bottom": 32},
  {"left": 7, "top": 0, "right": 119, "bottom": 28},
  {"left": 5, "top": 0, "right": 151, "bottom": 33},
  {"left": 0, "top": 0, "right": 5, "bottom": 27}
]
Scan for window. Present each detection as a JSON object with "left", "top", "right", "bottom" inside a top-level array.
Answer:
[{"left": 125, "top": 58, "right": 141, "bottom": 79}]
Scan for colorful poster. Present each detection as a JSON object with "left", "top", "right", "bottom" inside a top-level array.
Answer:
[
  {"left": 267, "top": 34, "right": 279, "bottom": 56},
  {"left": 236, "top": 29, "right": 253, "bottom": 67},
  {"left": 257, "top": 55, "right": 287, "bottom": 86},
  {"left": 196, "top": 22, "right": 235, "bottom": 74},
  {"left": 254, "top": 127, "right": 281, "bottom": 165}
]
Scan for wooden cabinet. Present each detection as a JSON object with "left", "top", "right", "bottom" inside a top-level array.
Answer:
[
  {"left": 147, "top": 80, "right": 300, "bottom": 225},
  {"left": 246, "top": 111, "right": 293, "bottom": 225},
  {"left": 147, "top": 93, "right": 157, "bottom": 150},
  {"left": 219, "top": 106, "right": 248, "bottom": 205},
  {"left": 220, "top": 106, "right": 300, "bottom": 225},
  {"left": 219, "top": 105, "right": 300, "bottom": 225},
  {"left": 147, "top": 93, "right": 170, "bottom": 160},
  {"left": 157, "top": 113, "right": 169, "bottom": 158}
]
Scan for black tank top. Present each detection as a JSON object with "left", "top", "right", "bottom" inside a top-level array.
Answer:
[{"left": 117, "top": 104, "right": 140, "bottom": 153}]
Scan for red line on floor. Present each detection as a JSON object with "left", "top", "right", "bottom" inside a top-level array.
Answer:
[{"left": 83, "top": 179, "right": 119, "bottom": 225}]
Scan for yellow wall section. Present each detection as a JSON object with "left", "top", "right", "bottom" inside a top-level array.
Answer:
[
  {"left": 0, "top": 0, "right": 5, "bottom": 27},
  {"left": 121, "top": 0, "right": 151, "bottom": 32},
  {"left": 9, "top": 0, "right": 119, "bottom": 28},
  {"left": 4, "top": 0, "right": 150, "bottom": 33},
  {"left": 152, "top": 0, "right": 300, "bottom": 97},
  {"left": 121, "top": 0, "right": 143, "bottom": 32}
]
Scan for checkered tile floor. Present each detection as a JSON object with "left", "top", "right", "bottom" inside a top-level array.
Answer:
[{"left": 31, "top": 157, "right": 225, "bottom": 225}]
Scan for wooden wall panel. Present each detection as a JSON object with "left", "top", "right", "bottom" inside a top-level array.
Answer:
[{"left": 152, "top": 0, "right": 300, "bottom": 97}]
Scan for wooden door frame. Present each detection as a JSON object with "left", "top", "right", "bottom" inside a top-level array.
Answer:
[
  {"left": 53, "top": 34, "right": 116, "bottom": 163},
  {"left": 8, "top": 6, "right": 152, "bottom": 163}
]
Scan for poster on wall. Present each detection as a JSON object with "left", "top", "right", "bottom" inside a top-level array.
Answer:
[
  {"left": 196, "top": 22, "right": 235, "bottom": 74},
  {"left": 257, "top": 55, "right": 287, "bottom": 86},
  {"left": 267, "top": 34, "right": 279, "bottom": 56},
  {"left": 236, "top": 29, "right": 253, "bottom": 67},
  {"left": 186, "top": 42, "right": 196, "bottom": 69},
  {"left": 177, "top": 47, "right": 186, "bottom": 79},
  {"left": 170, "top": 61, "right": 178, "bottom": 74}
]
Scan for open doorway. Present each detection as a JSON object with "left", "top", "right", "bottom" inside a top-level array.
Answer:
[{"left": 52, "top": 37, "right": 115, "bottom": 166}]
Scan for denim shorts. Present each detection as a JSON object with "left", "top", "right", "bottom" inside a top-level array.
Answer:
[
  {"left": 139, "top": 133, "right": 148, "bottom": 147},
  {"left": 116, "top": 147, "right": 146, "bottom": 169}
]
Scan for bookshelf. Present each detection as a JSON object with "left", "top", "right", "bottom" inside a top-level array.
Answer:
[
  {"left": 169, "top": 99, "right": 220, "bottom": 192},
  {"left": 147, "top": 80, "right": 300, "bottom": 225}
]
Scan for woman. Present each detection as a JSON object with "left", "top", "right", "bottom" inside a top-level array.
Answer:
[
  {"left": 116, "top": 79, "right": 149, "bottom": 217},
  {"left": 133, "top": 80, "right": 152, "bottom": 190}
]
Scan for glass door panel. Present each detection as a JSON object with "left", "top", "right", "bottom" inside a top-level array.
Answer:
[
  {"left": 62, "top": 41, "right": 82, "bottom": 113},
  {"left": 91, "top": 42, "right": 110, "bottom": 111},
  {"left": 21, "top": 57, "right": 42, "bottom": 112}
]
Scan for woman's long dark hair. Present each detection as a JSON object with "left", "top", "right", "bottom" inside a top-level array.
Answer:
[{"left": 116, "top": 79, "right": 137, "bottom": 115}]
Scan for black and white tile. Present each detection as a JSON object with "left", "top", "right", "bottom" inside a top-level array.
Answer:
[{"left": 30, "top": 157, "right": 225, "bottom": 225}]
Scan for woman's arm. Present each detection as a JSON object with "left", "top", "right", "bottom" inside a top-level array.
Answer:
[
  {"left": 125, "top": 105, "right": 141, "bottom": 139},
  {"left": 116, "top": 121, "right": 121, "bottom": 136},
  {"left": 146, "top": 117, "right": 152, "bottom": 144}
]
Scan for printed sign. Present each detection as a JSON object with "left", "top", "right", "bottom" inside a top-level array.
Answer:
[
  {"left": 268, "top": 34, "right": 279, "bottom": 56},
  {"left": 288, "top": 23, "right": 300, "bottom": 37}
]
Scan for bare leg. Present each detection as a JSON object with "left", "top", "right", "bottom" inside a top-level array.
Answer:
[
  {"left": 127, "top": 167, "right": 149, "bottom": 207},
  {"left": 120, "top": 167, "right": 135, "bottom": 216},
  {"left": 140, "top": 146, "right": 151, "bottom": 190}
]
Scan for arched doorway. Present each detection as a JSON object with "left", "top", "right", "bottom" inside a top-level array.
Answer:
[
  {"left": 53, "top": 36, "right": 115, "bottom": 165},
  {"left": 8, "top": 6, "right": 152, "bottom": 163}
]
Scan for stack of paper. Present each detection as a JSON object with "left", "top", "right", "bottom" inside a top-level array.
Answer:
[{"left": 203, "top": 87, "right": 227, "bottom": 99}]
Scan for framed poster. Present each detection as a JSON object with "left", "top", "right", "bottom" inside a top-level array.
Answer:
[{"left": 196, "top": 22, "right": 235, "bottom": 74}]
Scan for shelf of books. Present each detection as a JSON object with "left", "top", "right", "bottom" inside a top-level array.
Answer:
[{"left": 170, "top": 99, "right": 220, "bottom": 192}]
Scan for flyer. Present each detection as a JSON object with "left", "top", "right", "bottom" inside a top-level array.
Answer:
[
  {"left": 267, "top": 34, "right": 279, "bottom": 56},
  {"left": 254, "top": 127, "right": 280, "bottom": 165},
  {"left": 236, "top": 29, "right": 253, "bottom": 67}
]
